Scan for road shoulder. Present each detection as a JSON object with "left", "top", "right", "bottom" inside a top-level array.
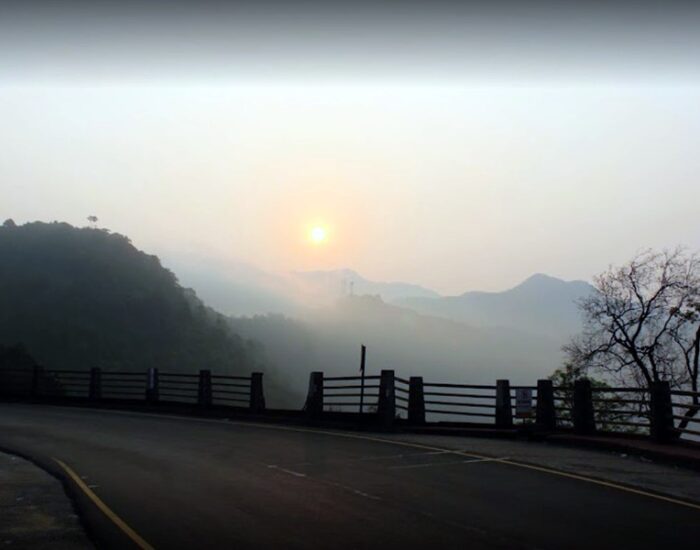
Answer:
[
  {"left": 0, "top": 451, "right": 93, "bottom": 549},
  {"left": 385, "top": 432, "right": 700, "bottom": 505}
]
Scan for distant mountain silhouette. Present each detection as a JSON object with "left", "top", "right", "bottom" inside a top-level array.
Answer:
[
  {"left": 166, "top": 254, "right": 301, "bottom": 317},
  {"left": 395, "top": 273, "right": 594, "bottom": 339},
  {"left": 163, "top": 259, "right": 441, "bottom": 316},
  {"left": 167, "top": 256, "right": 590, "bottom": 344},
  {"left": 230, "top": 293, "right": 565, "bottom": 405},
  {"left": 290, "top": 268, "right": 440, "bottom": 302}
]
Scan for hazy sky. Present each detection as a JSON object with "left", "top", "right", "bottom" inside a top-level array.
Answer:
[{"left": 2, "top": 2, "right": 700, "bottom": 294}]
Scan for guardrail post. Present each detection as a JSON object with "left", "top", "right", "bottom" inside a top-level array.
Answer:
[
  {"left": 146, "top": 368, "right": 158, "bottom": 404},
  {"left": 535, "top": 379, "right": 556, "bottom": 430},
  {"left": 408, "top": 376, "right": 425, "bottom": 425},
  {"left": 249, "top": 372, "right": 266, "bottom": 413},
  {"left": 305, "top": 371, "right": 324, "bottom": 419},
  {"left": 495, "top": 379, "right": 513, "bottom": 428},
  {"left": 378, "top": 370, "right": 396, "bottom": 428},
  {"left": 198, "top": 369, "right": 212, "bottom": 408},
  {"left": 650, "top": 381, "right": 674, "bottom": 443},
  {"left": 89, "top": 367, "right": 102, "bottom": 401},
  {"left": 573, "top": 379, "right": 596, "bottom": 434}
]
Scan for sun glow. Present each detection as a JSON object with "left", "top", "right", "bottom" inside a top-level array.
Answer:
[{"left": 310, "top": 225, "right": 327, "bottom": 244}]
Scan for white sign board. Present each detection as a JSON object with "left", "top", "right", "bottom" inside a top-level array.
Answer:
[{"left": 515, "top": 388, "right": 533, "bottom": 418}]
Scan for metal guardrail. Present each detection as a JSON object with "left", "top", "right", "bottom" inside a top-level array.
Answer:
[
  {"left": 422, "top": 382, "right": 497, "bottom": 422},
  {"left": 671, "top": 389, "right": 700, "bottom": 439},
  {"left": 395, "top": 376, "right": 410, "bottom": 417},
  {"left": 553, "top": 385, "right": 652, "bottom": 434},
  {"left": 323, "top": 375, "right": 381, "bottom": 413},
  {"left": 2, "top": 365, "right": 699, "bottom": 446},
  {"left": 0, "top": 366, "right": 265, "bottom": 412},
  {"left": 305, "top": 372, "right": 699, "bottom": 445},
  {"left": 102, "top": 371, "right": 148, "bottom": 400}
]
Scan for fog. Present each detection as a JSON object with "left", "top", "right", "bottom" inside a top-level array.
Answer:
[
  {"left": 217, "top": 268, "right": 593, "bottom": 407},
  {"left": 2, "top": 1, "right": 700, "bottom": 404}
]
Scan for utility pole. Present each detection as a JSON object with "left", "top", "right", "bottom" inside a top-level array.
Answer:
[{"left": 359, "top": 344, "right": 366, "bottom": 414}]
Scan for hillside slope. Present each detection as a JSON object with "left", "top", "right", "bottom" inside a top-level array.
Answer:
[
  {"left": 230, "top": 295, "right": 564, "bottom": 405},
  {"left": 0, "top": 220, "right": 262, "bottom": 374}
]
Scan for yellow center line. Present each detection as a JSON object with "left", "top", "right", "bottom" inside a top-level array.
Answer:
[{"left": 53, "top": 458, "right": 154, "bottom": 550}]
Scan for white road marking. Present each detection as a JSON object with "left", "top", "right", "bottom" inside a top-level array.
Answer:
[
  {"left": 266, "top": 466, "right": 382, "bottom": 501},
  {"left": 390, "top": 456, "right": 510, "bottom": 470},
  {"left": 267, "top": 464, "right": 382, "bottom": 500},
  {"left": 15, "top": 404, "right": 700, "bottom": 511},
  {"left": 324, "top": 480, "right": 382, "bottom": 501},
  {"left": 293, "top": 449, "right": 455, "bottom": 467},
  {"left": 267, "top": 465, "right": 307, "bottom": 478}
]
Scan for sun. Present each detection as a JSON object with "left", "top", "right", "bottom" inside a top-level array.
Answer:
[{"left": 310, "top": 226, "right": 327, "bottom": 244}]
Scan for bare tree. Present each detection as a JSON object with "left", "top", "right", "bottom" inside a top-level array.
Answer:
[
  {"left": 565, "top": 249, "right": 700, "bottom": 427},
  {"left": 668, "top": 274, "right": 700, "bottom": 430}
]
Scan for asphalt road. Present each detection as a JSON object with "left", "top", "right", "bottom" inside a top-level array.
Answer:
[{"left": 0, "top": 404, "right": 698, "bottom": 550}]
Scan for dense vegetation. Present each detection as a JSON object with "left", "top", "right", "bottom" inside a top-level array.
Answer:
[{"left": 0, "top": 220, "right": 263, "bottom": 375}]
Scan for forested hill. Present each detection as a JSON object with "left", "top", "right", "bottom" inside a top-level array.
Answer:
[{"left": 0, "top": 220, "right": 263, "bottom": 374}]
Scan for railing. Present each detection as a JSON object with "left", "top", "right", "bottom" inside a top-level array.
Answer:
[
  {"left": 2, "top": 365, "right": 699, "bottom": 446},
  {"left": 322, "top": 374, "right": 381, "bottom": 413},
  {"left": 212, "top": 374, "right": 259, "bottom": 409},
  {"left": 591, "top": 387, "right": 651, "bottom": 434},
  {"left": 39, "top": 369, "right": 91, "bottom": 398},
  {"left": 553, "top": 385, "right": 651, "bottom": 434},
  {"left": 0, "top": 366, "right": 265, "bottom": 413},
  {"left": 422, "top": 381, "right": 497, "bottom": 424},
  {"left": 102, "top": 371, "right": 148, "bottom": 400},
  {"left": 303, "top": 372, "right": 699, "bottom": 445},
  {"left": 158, "top": 372, "right": 199, "bottom": 404},
  {"left": 306, "top": 374, "right": 538, "bottom": 429},
  {"left": 394, "top": 376, "right": 410, "bottom": 418},
  {"left": 305, "top": 371, "right": 397, "bottom": 425},
  {"left": 671, "top": 389, "right": 700, "bottom": 440},
  {"left": 553, "top": 385, "right": 574, "bottom": 429}
]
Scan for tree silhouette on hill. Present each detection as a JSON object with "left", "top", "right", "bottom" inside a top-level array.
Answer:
[{"left": 0, "top": 221, "right": 262, "bottom": 375}]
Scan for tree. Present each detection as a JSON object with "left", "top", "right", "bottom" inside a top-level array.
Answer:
[
  {"left": 565, "top": 248, "right": 700, "bottom": 429},
  {"left": 550, "top": 363, "right": 643, "bottom": 433},
  {"left": 87, "top": 215, "right": 98, "bottom": 228},
  {"left": 0, "top": 221, "right": 266, "bottom": 377}
]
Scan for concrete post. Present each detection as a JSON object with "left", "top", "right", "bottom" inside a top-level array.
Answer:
[
  {"left": 573, "top": 379, "right": 596, "bottom": 434},
  {"left": 198, "top": 369, "right": 212, "bottom": 408},
  {"left": 249, "top": 372, "right": 266, "bottom": 413},
  {"left": 495, "top": 379, "right": 513, "bottom": 428},
  {"left": 146, "top": 367, "right": 159, "bottom": 404},
  {"left": 408, "top": 376, "right": 426, "bottom": 425},
  {"left": 305, "top": 371, "right": 324, "bottom": 418},
  {"left": 650, "top": 381, "right": 674, "bottom": 443},
  {"left": 89, "top": 367, "right": 102, "bottom": 401},
  {"left": 377, "top": 370, "right": 396, "bottom": 428},
  {"left": 535, "top": 379, "right": 556, "bottom": 431}
]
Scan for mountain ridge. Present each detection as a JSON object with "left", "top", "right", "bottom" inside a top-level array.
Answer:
[{"left": 395, "top": 274, "right": 594, "bottom": 340}]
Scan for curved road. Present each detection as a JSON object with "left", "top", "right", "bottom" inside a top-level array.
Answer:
[{"left": 0, "top": 404, "right": 698, "bottom": 549}]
